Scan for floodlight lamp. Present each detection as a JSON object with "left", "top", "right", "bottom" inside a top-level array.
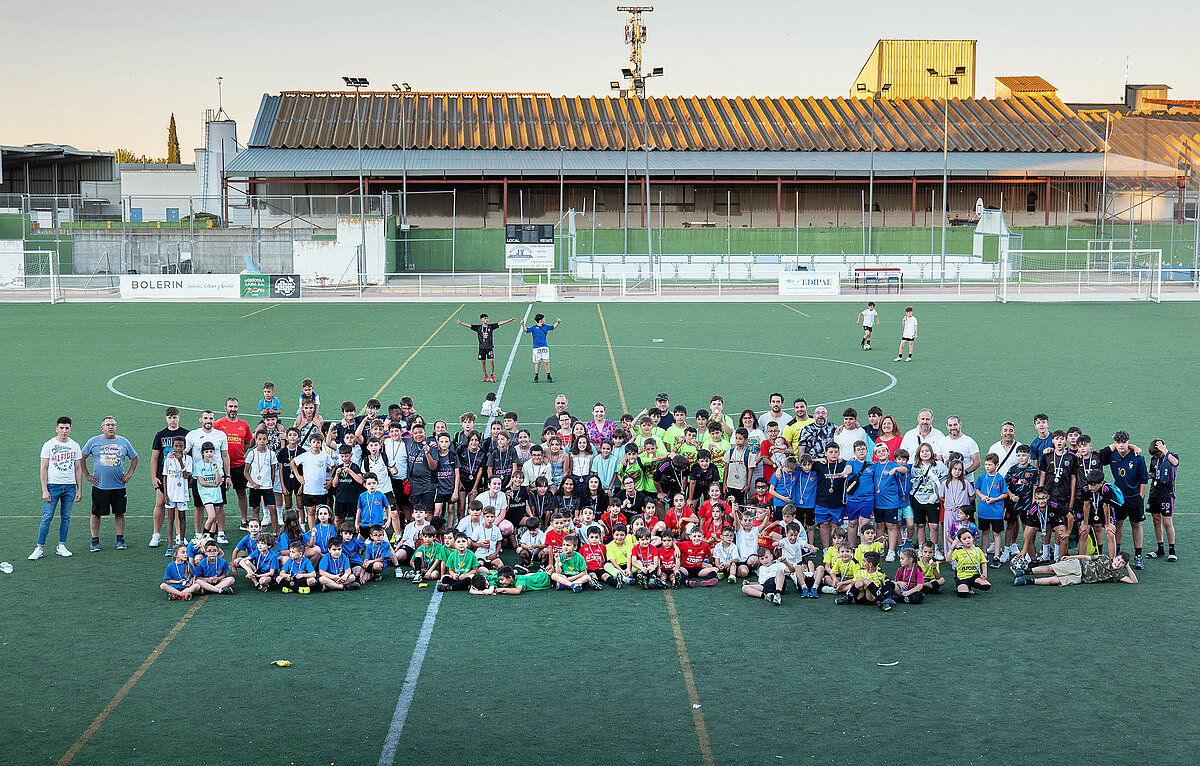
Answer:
[
  {"left": 954, "top": 66, "right": 966, "bottom": 75},
  {"left": 949, "top": 77, "right": 958, "bottom": 85},
  {"left": 651, "top": 67, "right": 663, "bottom": 76},
  {"left": 856, "top": 83, "right": 867, "bottom": 92},
  {"left": 622, "top": 68, "right": 634, "bottom": 78},
  {"left": 881, "top": 83, "right": 891, "bottom": 91},
  {"left": 610, "top": 81, "right": 621, "bottom": 89},
  {"left": 926, "top": 68, "right": 938, "bottom": 76}
]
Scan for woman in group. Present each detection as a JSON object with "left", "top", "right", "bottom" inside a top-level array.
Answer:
[
  {"left": 294, "top": 397, "right": 323, "bottom": 446},
  {"left": 558, "top": 476, "right": 582, "bottom": 517},
  {"left": 585, "top": 402, "right": 619, "bottom": 447},
  {"left": 874, "top": 415, "right": 903, "bottom": 461},
  {"left": 740, "top": 409, "right": 767, "bottom": 483},
  {"left": 582, "top": 474, "right": 610, "bottom": 518},
  {"left": 478, "top": 474, "right": 515, "bottom": 547},
  {"left": 545, "top": 435, "right": 571, "bottom": 492}
]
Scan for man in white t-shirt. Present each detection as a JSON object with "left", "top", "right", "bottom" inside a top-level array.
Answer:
[
  {"left": 833, "top": 407, "right": 869, "bottom": 457},
  {"left": 899, "top": 408, "right": 945, "bottom": 464},
  {"left": 895, "top": 306, "right": 918, "bottom": 362},
  {"left": 758, "top": 393, "right": 793, "bottom": 431},
  {"left": 939, "top": 415, "right": 981, "bottom": 480},
  {"left": 987, "top": 421, "right": 1024, "bottom": 476},
  {"left": 31, "top": 416, "right": 84, "bottom": 560}
]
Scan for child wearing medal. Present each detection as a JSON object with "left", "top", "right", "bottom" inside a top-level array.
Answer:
[{"left": 162, "top": 437, "right": 192, "bottom": 554}]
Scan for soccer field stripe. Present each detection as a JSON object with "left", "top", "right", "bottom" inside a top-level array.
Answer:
[
  {"left": 55, "top": 595, "right": 207, "bottom": 766},
  {"left": 240, "top": 303, "right": 281, "bottom": 319},
  {"left": 377, "top": 591, "right": 443, "bottom": 766},
  {"left": 781, "top": 303, "right": 810, "bottom": 317},
  {"left": 373, "top": 305, "right": 465, "bottom": 399},
  {"left": 665, "top": 591, "right": 716, "bottom": 766},
  {"left": 596, "top": 305, "right": 628, "bottom": 412},
  {"left": 488, "top": 304, "right": 532, "bottom": 426}
]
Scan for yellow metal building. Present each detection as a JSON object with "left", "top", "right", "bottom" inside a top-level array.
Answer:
[{"left": 851, "top": 40, "right": 977, "bottom": 99}]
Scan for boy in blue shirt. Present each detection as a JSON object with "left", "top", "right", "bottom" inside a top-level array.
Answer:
[
  {"left": 1095, "top": 430, "right": 1150, "bottom": 569},
  {"left": 258, "top": 382, "right": 282, "bottom": 423},
  {"left": 974, "top": 453, "right": 1008, "bottom": 568},
  {"left": 361, "top": 525, "right": 397, "bottom": 583},
  {"left": 844, "top": 441, "right": 877, "bottom": 548},
  {"left": 768, "top": 457, "right": 798, "bottom": 521},
  {"left": 521, "top": 313, "right": 562, "bottom": 383},
  {"left": 243, "top": 533, "right": 279, "bottom": 591},
  {"left": 871, "top": 443, "right": 908, "bottom": 561},
  {"left": 318, "top": 537, "right": 360, "bottom": 591},
  {"left": 355, "top": 474, "right": 390, "bottom": 540},
  {"left": 337, "top": 525, "right": 366, "bottom": 570},
  {"left": 231, "top": 517, "right": 262, "bottom": 571},
  {"left": 278, "top": 541, "right": 317, "bottom": 593},
  {"left": 789, "top": 454, "right": 819, "bottom": 544},
  {"left": 193, "top": 539, "right": 235, "bottom": 594}
]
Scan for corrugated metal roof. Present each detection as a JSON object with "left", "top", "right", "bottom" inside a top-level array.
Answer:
[
  {"left": 995, "top": 76, "right": 1056, "bottom": 93},
  {"left": 225, "top": 147, "right": 1177, "bottom": 179},
  {"left": 252, "top": 92, "right": 1104, "bottom": 153},
  {"left": 1078, "top": 111, "right": 1200, "bottom": 176}
]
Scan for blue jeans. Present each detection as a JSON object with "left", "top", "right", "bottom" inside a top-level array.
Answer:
[{"left": 38, "top": 483, "right": 75, "bottom": 546}]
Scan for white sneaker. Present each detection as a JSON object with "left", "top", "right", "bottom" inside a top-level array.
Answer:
[
  {"left": 934, "top": 547, "right": 945, "bottom": 561},
  {"left": 395, "top": 567, "right": 404, "bottom": 579},
  {"left": 149, "top": 532, "right": 162, "bottom": 548},
  {"left": 820, "top": 584, "right": 837, "bottom": 594},
  {"left": 999, "top": 549, "right": 1011, "bottom": 563},
  {"left": 216, "top": 532, "right": 229, "bottom": 545},
  {"left": 28, "top": 546, "right": 44, "bottom": 560},
  {"left": 56, "top": 543, "right": 73, "bottom": 557},
  {"left": 175, "top": 535, "right": 184, "bottom": 546},
  {"left": 885, "top": 550, "right": 896, "bottom": 562}
]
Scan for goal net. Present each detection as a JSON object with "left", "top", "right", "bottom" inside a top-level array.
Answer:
[
  {"left": 997, "top": 248, "right": 1162, "bottom": 302},
  {"left": 0, "top": 250, "right": 63, "bottom": 303}
]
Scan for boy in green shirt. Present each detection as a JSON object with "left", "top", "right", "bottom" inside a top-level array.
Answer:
[
  {"left": 634, "top": 417, "right": 668, "bottom": 453},
  {"left": 662, "top": 406, "right": 689, "bottom": 453},
  {"left": 551, "top": 534, "right": 592, "bottom": 592},
  {"left": 704, "top": 422, "right": 731, "bottom": 480},
  {"left": 438, "top": 532, "right": 481, "bottom": 591},
  {"left": 412, "top": 525, "right": 448, "bottom": 585},
  {"left": 471, "top": 566, "right": 555, "bottom": 594}
]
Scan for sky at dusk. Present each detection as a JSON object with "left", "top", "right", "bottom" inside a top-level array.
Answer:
[{"left": 2, "top": 0, "right": 1196, "bottom": 156}]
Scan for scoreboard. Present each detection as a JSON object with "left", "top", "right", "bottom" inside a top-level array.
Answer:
[{"left": 504, "top": 224, "right": 555, "bottom": 268}]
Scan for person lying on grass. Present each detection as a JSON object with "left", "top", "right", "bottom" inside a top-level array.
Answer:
[
  {"left": 1012, "top": 552, "right": 1137, "bottom": 587},
  {"left": 468, "top": 566, "right": 555, "bottom": 594}
]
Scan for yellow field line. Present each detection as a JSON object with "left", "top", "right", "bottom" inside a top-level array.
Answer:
[
  {"left": 240, "top": 303, "right": 281, "bottom": 319},
  {"left": 781, "top": 303, "right": 810, "bottom": 317},
  {"left": 373, "top": 304, "right": 464, "bottom": 399},
  {"left": 56, "top": 595, "right": 208, "bottom": 766},
  {"left": 596, "top": 305, "right": 628, "bottom": 412},
  {"left": 664, "top": 590, "right": 716, "bottom": 766}
]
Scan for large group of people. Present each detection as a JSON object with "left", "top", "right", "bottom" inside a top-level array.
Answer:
[{"left": 32, "top": 376, "right": 1176, "bottom": 604}]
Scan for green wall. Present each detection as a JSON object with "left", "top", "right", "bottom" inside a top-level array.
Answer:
[{"left": 388, "top": 224, "right": 1198, "bottom": 272}]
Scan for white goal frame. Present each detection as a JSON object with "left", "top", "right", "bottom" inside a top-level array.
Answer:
[
  {"left": 997, "top": 247, "right": 1162, "bottom": 303},
  {"left": 0, "top": 250, "right": 63, "bottom": 303}
]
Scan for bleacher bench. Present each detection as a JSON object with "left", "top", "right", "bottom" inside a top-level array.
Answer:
[{"left": 853, "top": 267, "right": 902, "bottom": 293}]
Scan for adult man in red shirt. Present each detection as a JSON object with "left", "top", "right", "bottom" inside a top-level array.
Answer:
[{"left": 214, "top": 397, "right": 253, "bottom": 530}]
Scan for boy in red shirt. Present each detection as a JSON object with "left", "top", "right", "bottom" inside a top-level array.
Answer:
[
  {"left": 678, "top": 527, "right": 719, "bottom": 587},
  {"left": 663, "top": 493, "right": 699, "bottom": 536},
  {"left": 581, "top": 527, "right": 622, "bottom": 588},
  {"left": 599, "top": 506, "right": 627, "bottom": 540},
  {"left": 658, "top": 529, "right": 684, "bottom": 589},
  {"left": 630, "top": 527, "right": 662, "bottom": 589},
  {"left": 544, "top": 512, "right": 568, "bottom": 559}
]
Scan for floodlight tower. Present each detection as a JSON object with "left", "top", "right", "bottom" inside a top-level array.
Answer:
[{"left": 617, "top": 6, "right": 654, "bottom": 97}]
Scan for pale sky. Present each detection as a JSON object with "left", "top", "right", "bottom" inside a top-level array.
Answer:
[{"left": 2, "top": 0, "right": 1196, "bottom": 156}]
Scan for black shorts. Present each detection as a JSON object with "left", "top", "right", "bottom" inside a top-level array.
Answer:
[
  {"left": 760, "top": 578, "right": 786, "bottom": 594},
  {"left": 978, "top": 517, "right": 1003, "bottom": 533},
  {"left": 390, "top": 477, "right": 410, "bottom": 508},
  {"left": 796, "top": 507, "right": 815, "bottom": 527},
  {"left": 726, "top": 488, "right": 746, "bottom": 506},
  {"left": 334, "top": 501, "right": 357, "bottom": 520},
  {"left": 301, "top": 492, "right": 326, "bottom": 508},
  {"left": 281, "top": 475, "right": 301, "bottom": 493},
  {"left": 91, "top": 487, "right": 127, "bottom": 517},
  {"left": 249, "top": 488, "right": 276, "bottom": 507},
  {"left": 397, "top": 544, "right": 415, "bottom": 559},
  {"left": 902, "top": 336, "right": 915, "bottom": 342},
  {"left": 863, "top": 325, "right": 874, "bottom": 333},
  {"left": 409, "top": 489, "right": 436, "bottom": 513},
  {"left": 683, "top": 566, "right": 707, "bottom": 578},
  {"left": 1003, "top": 499, "right": 1020, "bottom": 524},
  {"left": 1047, "top": 514, "right": 1069, "bottom": 531},
  {"left": 1022, "top": 509, "right": 1042, "bottom": 529},
  {"left": 1148, "top": 495, "right": 1173, "bottom": 517},
  {"left": 229, "top": 469, "right": 248, "bottom": 491},
  {"left": 478, "top": 348, "right": 494, "bottom": 360},
  {"left": 433, "top": 491, "right": 456, "bottom": 507},
  {"left": 956, "top": 575, "right": 987, "bottom": 588},
  {"left": 1114, "top": 495, "right": 1145, "bottom": 523},
  {"left": 911, "top": 499, "right": 939, "bottom": 525}
]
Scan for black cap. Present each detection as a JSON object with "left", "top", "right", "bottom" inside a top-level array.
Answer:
[{"left": 656, "top": 392, "right": 669, "bottom": 401}]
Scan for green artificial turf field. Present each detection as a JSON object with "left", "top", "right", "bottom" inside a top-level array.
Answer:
[{"left": 0, "top": 299, "right": 1196, "bottom": 766}]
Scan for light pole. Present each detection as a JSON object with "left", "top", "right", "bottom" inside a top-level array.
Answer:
[
  {"left": 343, "top": 76, "right": 369, "bottom": 285},
  {"left": 927, "top": 66, "right": 964, "bottom": 287},
  {"left": 613, "top": 66, "right": 663, "bottom": 268},
  {"left": 391, "top": 83, "right": 412, "bottom": 231},
  {"left": 856, "top": 82, "right": 890, "bottom": 255}
]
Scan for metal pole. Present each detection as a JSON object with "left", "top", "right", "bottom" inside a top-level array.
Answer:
[
  {"left": 644, "top": 94, "right": 652, "bottom": 272},
  {"left": 355, "top": 86, "right": 367, "bottom": 288},
  {"left": 451, "top": 188, "right": 457, "bottom": 274},
  {"left": 401, "top": 94, "right": 409, "bottom": 227},
  {"left": 939, "top": 78, "right": 950, "bottom": 287},
  {"left": 623, "top": 102, "right": 629, "bottom": 259},
  {"left": 1193, "top": 189, "right": 1199, "bottom": 287},
  {"left": 559, "top": 147, "right": 564, "bottom": 288},
  {"left": 868, "top": 93, "right": 876, "bottom": 255}
]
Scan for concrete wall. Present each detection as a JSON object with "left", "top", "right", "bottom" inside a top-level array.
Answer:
[{"left": 120, "top": 166, "right": 199, "bottom": 222}]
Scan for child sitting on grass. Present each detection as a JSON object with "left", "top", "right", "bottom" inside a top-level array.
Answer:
[
  {"left": 951, "top": 528, "right": 990, "bottom": 597},
  {"left": 161, "top": 544, "right": 198, "bottom": 600},
  {"left": 817, "top": 527, "right": 849, "bottom": 594},
  {"left": 517, "top": 517, "right": 548, "bottom": 570},
  {"left": 604, "top": 524, "right": 634, "bottom": 586},
  {"left": 243, "top": 533, "right": 279, "bottom": 592},
  {"left": 741, "top": 547, "right": 787, "bottom": 605},
  {"left": 278, "top": 540, "right": 317, "bottom": 594},
  {"left": 838, "top": 550, "right": 895, "bottom": 610},
  {"left": 412, "top": 525, "right": 447, "bottom": 585},
  {"left": 318, "top": 537, "right": 360, "bottom": 591},
  {"left": 892, "top": 548, "right": 925, "bottom": 604},
  {"left": 777, "top": 519, "right": 819, "bottom": 596},
  {"left": 361, "top": 525, "right": 396, "bottom": 584},
  {"left": 677, "top": 527, "right": 719, "bottom": 587},
  {"left": 712, "top": 526, "right": 741, "bottom": 584},
  {"left": 630, "top": 526, "right": 662, "bottom": 589},
  {"left": 581, "top": 527, "right": 622, "bottom": 589},
  {"left": 438, "top": 532, "right": 481, "bottom": 592},
  {"left": 193, "top": 539, "right": 236, "bottom": 594},
  {"left": 919, "top": 540, "right": 944, "bottom": 594},
  {"left": 552, "top": 534, "right": 593, "bottom": 592},
  {"left": 824, "top": 542, "right": 860, "bottom": 597}
]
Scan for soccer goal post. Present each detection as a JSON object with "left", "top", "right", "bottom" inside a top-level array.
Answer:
[
  {"left": 0, "top": 249, "right": 63, "bottom": 303},
  {"left": 997, "top": 248, "right": 1162, "bottom": 303}
]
